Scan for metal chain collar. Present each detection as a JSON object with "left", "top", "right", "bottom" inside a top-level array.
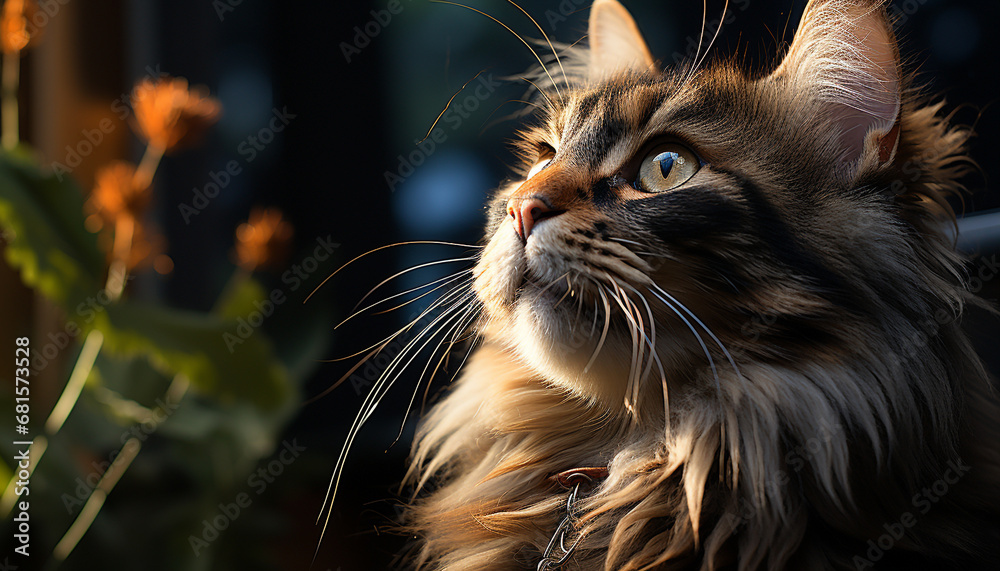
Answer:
[
  {"left": 537, "top": 481, "right": 584, "bottom": 570},
  {"left": 536, "top": 467, "right": 608, "bottom": 570}
]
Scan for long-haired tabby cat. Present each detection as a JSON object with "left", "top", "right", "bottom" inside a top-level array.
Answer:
[{"left": 334, "top": 0, "right": 1000, "bottom": 568}]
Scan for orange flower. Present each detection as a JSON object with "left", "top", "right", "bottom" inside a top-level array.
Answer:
[
  {"left": 0, "top": 0, "right": 39, "bottom": 54},
  {"left": 87, "top": 161, "right": 150, "bottom": 224},
  {"left": 234, "top": 208, "right": 294, "bottom": 271},
  {"left": 131, "top": 76, "right": 221, "bottom": 152}
]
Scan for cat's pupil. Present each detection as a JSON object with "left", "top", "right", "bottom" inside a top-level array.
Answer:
[{"left": 655, "top": 151, "right": 681, "bottom": 178}]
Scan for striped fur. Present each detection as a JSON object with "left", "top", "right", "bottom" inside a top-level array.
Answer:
[{"left": 401, "top": 1, "right": 1000, "bottom": 569}]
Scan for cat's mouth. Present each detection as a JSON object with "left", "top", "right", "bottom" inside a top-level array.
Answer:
[{"left": 518, "top": 269, "right": 592, "bottom": 311}]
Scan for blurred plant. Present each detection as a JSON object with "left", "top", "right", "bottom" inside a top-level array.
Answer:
[
  {"left": 131, "top": 77, "right": 222, "bottom": 183},
  {"left": 0, "top": 0, "right": 38, "bottom": 53},
  {"left": 85, "top": 160, "right": 173, "bottom": 278},
  {"left": 234, "top": 207, "right": 294, "bottom": 272},
  {"left": 0, "top": 72, "right": 222, "bottom": 561},
  {"left": 0, "top": 0, "right": 39, "bottom": 149},
  {"left": 0, "top": 33, "right": 324, "bottom": 567},
  {"left": 87, "top": 161, "right": 149, "bottom": 223}
]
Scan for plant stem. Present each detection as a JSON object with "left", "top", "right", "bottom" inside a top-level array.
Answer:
[
  {"left": 1, "top": 143, "right": 165, "bottom": 516},
  {"left": 52, "top": 439, "right": 141, "bottom": 560},
  {"left": 105, "top": 216, "right": 134, "bottom": 298},
  {"left": 1, "top": 50, "right": 19, "bottom": 150},
  {"left": 133, "top": 143, "right": 164, "bottom": 190},
  {"left": 38, "top": 142, "right": 173, "bottom": 559},
  {"left": 52, "top": 374, "right": 190, "bottom": 561},
  {"left": 45, "top": 330, "right": 106, "bottom": 435},
  {"left": 104, "top": 142, "right": 163, "bottom": 297}
]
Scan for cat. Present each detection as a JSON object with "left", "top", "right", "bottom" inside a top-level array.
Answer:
[{"left": 380, "top": 0, "right": 1000, "bottom": 569}]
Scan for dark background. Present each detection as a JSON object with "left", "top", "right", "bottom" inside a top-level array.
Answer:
[{"left": 7, "top": 0, "right": 1000, "bottom": 569}]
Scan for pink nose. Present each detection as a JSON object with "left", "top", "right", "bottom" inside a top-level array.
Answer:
[{"left": 507, "top": 197, "right": 559, "bottom": 240}]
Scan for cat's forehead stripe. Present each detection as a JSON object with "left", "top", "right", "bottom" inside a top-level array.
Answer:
[
  {"left": 570, "top": 91, "right": 603, "bottom": 131},
  {"left": 614, "top": 84, "right": 666, "bottom": 131},
  {"left": 561, "top": 85, "right": 631, "bottom": 169},
  {"left": 559, "top": 79, "right": 676, "bottom": 172},
  {"left": 597, "top": 84, "right": 673, "bottom": 174}
]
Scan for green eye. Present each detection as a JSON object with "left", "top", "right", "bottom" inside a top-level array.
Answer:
[
  {"left": 527, "top": 157, "right": 552, "bottom": 179},
  {"left": 637, "top": 144, "right": 700, "bottom": 192}
]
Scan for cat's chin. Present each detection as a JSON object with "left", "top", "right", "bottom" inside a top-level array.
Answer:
[{"left": 486, "top": 285, "right": 637, "bottom": 406}]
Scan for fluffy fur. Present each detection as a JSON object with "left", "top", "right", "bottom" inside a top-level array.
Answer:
[{"left": 398, "top": 1, "right": 1000, "bottom": 569}]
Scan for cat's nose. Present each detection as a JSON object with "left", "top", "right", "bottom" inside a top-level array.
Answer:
[{"left": 507, "top": 197, "right": 561, "bottom": 240}]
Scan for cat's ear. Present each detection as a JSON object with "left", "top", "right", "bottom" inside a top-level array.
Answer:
[
  {"left": 770, "top": 0, "right": 901, "bottom": 171},
  {"left": 588, "top": 0, "right": 655, "bottom": 80}
]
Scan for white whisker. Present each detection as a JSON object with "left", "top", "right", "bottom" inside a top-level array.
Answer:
[
  {"left": 353, "top": 257, "right": 477, "bottom": 311},
  {"left": 390, "top": 298, "right": 483, "bottom": 447},
  {"left": 691, "top": 0, "right": 730, "bottom": 79},
  {"left": 607, "top": 280, "right": 643, "bottom": 416},
  {"left": 586, "top": 286, "right": 613, "bottom": 375},
  {"left": 685, "top": 0, "right": 708, "bottom": 86},
  {"left": 506, "top": 0, "right": 569, "bottom": 99},
  {"left": 431, "top": 1, "right": 563, "bottom": 101},
  {"left": 649, "top": 286, "right": 721, "bottom": 397},
  {"left": 336, "top": 269, "right": 473, "bottom": 330},
  {"left": 317, "top": 280, "right": 476, "bottom": 543},
  {"left": 652, "top": 283, "right": 741, "bottom": 378},
  {"left": 305, "top": 240, "right": 480, "bottom": 304}
]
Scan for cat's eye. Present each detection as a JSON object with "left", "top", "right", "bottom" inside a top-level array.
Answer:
[
  {"left": 636, "top": 144, "right": 700, "bottom": 192},
  {"left": 526, "top": 147, "right": 556, "bottom": 179},
  {"left": 527, "top": 159, "right": 551, "bottom": 179}
]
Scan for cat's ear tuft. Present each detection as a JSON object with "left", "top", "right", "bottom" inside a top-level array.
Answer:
[
  {"left": 771, "top": 0, "right": 901, "bottom": 172},
  {"left": 588, "top": 0, "right": 655, "bottom": 81}
]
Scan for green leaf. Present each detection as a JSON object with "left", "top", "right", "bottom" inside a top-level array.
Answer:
[
  {"left": 88, "top": 352, "right": 175, "bottom": 415},
  {"left": 0, "top": 148, "right": 104, "bottom": 305},
  {"left": 213, "top": 272, "right": 268, "bottom": 320},
  {"left": 91, "top": 300, "right": 294, "bottom": 411}
]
